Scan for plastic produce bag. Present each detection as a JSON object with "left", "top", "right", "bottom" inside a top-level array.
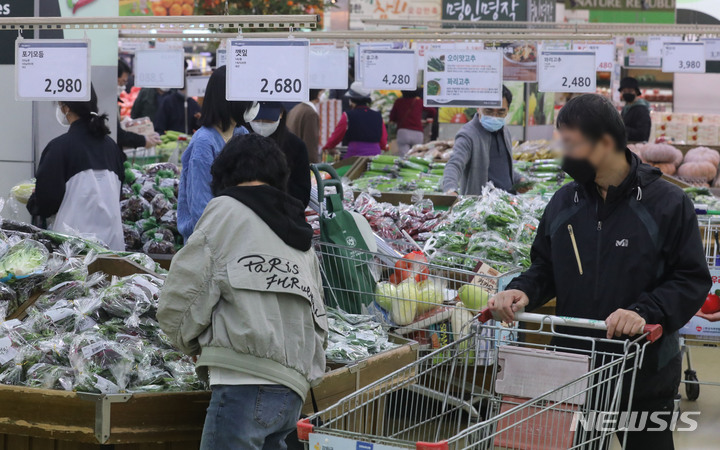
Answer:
[{"left": 0, "top": 240, "right": 49, "bottom": 281}]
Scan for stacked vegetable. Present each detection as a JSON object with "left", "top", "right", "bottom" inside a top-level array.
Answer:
[
  {"left": 512, "top": 140, "right": 562, "bottom": 162},
  {"left": 325, "top": 309, "right": 399, "bottom": 363},
  {"left": 351, "top": 154, "right": 446, "bottom": 193},
  {"left": 155, "top": 130, "right": 189, "bottom": 162},
  {"left": 352, "top": 193, "right": 445, "bottom": 244},
  {"left": 121, "top": 162, "right": 181, "bottom": 255}
]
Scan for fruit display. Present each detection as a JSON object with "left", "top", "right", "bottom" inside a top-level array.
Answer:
[
  {"left": 151, "top": 0, "right": 195, "bottom": 16},
  {"left": 406, "top": 140, "right": 455, "bottom": 162},
  {"left": 701, "top": 291, "right": 720, "bottom": 314},
  {"left": 121, "top": 162, "right": 182, "bottom": 255},
  {"left": 512, "top": 140, "right": 562, "bottom": 162}
]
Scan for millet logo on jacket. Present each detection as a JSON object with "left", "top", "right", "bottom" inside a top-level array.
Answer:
[{"left": 615, "top": 239, "right": 629, "bottom": 248}]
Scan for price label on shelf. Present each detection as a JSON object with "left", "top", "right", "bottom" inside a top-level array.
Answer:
[
  {"left": 361, "top": 49, "right": 417, "bottom": 90},
  {"left": 186, "top": 75, "right": 210, "bottom": 98},
  {"left": 15, "top": 39, "right": 91, "bottom": 101},
  {"left": 424, "top": 50, "right": 503, "bottom": 108},
  {"left": 134, "top": 49, "right": 185, "bottom": 88},
  {"left": 701, "top": 38, "right": 720, "bottom": 61},
  {"left": 538, "top": 51, "right": 596, "bottom": 93},
  {"left": 572, "top": 41, "right": 615, "bottom": 72},
  {"left": 662, "top": 42, "right": 706, "bottom": 73},
  {"left": 226, "top": 39, "right": 309, "bottom": 102},
  {"left": 309, "top": 44, "right": 348, "bottom": 89}
]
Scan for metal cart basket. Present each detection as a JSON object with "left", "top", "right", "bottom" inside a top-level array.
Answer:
[{"left": 298, "top": 309, "right": 662, "bottom": 450}]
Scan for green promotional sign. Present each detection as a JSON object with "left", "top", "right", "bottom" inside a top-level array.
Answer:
[{"left": 565, "top": 0, "right": 675, "bottom": 11}]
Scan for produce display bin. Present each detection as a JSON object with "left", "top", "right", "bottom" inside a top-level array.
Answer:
[{"left": 0, "top": 338, "right": 418, "bottom": 448}]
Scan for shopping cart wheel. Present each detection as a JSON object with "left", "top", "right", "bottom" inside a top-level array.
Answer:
[{"left": 684, "top": 369, "right": 700, "bottom": 401}]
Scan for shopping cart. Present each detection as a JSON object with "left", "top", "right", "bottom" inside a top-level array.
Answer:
[
  {"left": 298, "top": 309, "right": 662, "bottom": 450},
  {"left": 678, "top": 214, "right": 720, "bottom": 400},
  {"left": 313, "top": 240, "right": 520, "bottom": 359}
]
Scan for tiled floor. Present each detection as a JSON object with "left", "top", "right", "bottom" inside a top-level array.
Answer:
[{"left": 610, "top": 344, "right": 720, "bottom": 450}]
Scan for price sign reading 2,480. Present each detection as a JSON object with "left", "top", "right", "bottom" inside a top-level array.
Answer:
[
  {"left": 16, "top": 39, "right": 91, "bottom": 101},
  {"left": 226, "top": 39, "right": 310, "bottom": 102}
]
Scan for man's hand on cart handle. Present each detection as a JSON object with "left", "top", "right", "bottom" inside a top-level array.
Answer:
[
  {"left": 605, "top": 309, "right": 646, "bottom": 339},
  {"left": 488, "top": 289, "right": 529, "bottom": 323}
]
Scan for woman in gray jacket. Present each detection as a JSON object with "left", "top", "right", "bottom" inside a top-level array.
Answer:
[{"left": 158, "top": 134, "right": 327, "bottom": 450}]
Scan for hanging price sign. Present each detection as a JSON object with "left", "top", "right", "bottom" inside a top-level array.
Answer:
[
  {"left": 309, "top": 44, "right": 348, "bottom": 89},
  {"left": 538, "top": 51, "right": 596, "bottom": 93},
  {"left": 361, "top": 49, "right": 417, "bottom": 90},
  {"left": 573, "top": 41, "right": 615, "bottom": 72},
  {"left": 15, "top": 39, "right": 91, "bottom": 101},
  {"left": 134, "top": 49, "right": 185, "bottom": 88},
  {"left": 662, "top": 42, "right": 706, "bottom": 73},
  {"left": 701, "top": 38, "right": 720, "bottom": 62},
  {"left": 424, "top": 50, "right": 503, "bottom": 108},
  {"left": 186, "top": 75, "right": 210, "bottom": 98},
  {"left": 227, "top": 39, "right": 309, "bottom": 102},
  {"left": 216, "top": 48, "right": 227, "bottom": 67}
]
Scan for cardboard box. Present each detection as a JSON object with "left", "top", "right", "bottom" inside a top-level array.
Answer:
[{"left": 687, "top": 124, "right": 720, "bottom": 146}]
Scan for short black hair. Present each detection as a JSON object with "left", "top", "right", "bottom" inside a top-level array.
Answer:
[
  {"left": 200, "top": 65, "right": 252, "bottom": 132},
  {"left": 309, "top": 89, "right": 322, "bottom": 101},
  {"left": 502, "top": 85, "right": 512, "bottom": 106},
  {"left": 118, "top": 59, "right": 131, "bottom": 78},
  {"left": 60, "top": 85, "right": 110, "bottom": 139},
  {"left": 211, "top": 133, "right": 290, "bottom": 196},
  {"left": 557, "top": 94, "right": 627, "bottom": 151}
]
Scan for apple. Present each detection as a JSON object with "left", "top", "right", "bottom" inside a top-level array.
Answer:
[{"left": 701, "top": 293, "right": 720, "bottom": 314}]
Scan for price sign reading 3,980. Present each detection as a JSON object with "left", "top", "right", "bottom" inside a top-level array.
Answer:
[
  {"left": 226, "top": 39, "right": 309, "bottom": 102},
  {"left": 361, "top": 49, "right": 417, "bottom": 90},
  {"left": 538, "top": 51, "right": 596, "bottom": 94},
  {"left": 662, "top": 42, "right": 706, "bottom": 73},
  {"left": 16, "top": 39, "right": 91, "bottom": 101}
]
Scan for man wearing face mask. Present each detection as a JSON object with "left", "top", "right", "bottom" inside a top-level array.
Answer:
[
  {"left": 443, "top": 86, "right": 524, "bottom": 195},
  {"left": 619, "top": 77, "right": 651, "bottom": 143},
  {"left": 490, "top": 94, "right": 710, "bottom": 450},
  {"left": 250, "top": 102, "right": 311, "bottom": 208}
]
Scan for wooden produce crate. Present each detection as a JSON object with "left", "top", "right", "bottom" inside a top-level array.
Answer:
[{"left": 0, "top": 339, "right": 418, "bottom": 449}]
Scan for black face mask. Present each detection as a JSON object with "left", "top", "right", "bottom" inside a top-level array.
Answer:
[
  {"left": 622, "top": 93, "right": 636, "bottom": 103},
  {"left": 562, "top": 156, "right": 597, "bottom": 184}
]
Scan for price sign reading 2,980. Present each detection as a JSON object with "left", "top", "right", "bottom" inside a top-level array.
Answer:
[
  {"left": 226, "top": 39, "right": 309, "bottom": 102},
  {"left": 16, "top": 39, "right": 91, "bottom": 101}
]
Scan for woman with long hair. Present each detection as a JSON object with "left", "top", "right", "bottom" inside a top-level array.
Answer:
[{"left": 27, "top": 85, "right": 126, "bottom": 250}]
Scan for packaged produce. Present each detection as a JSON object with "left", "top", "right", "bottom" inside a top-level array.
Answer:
[{"left": 325, "top": 309, "right": 398, "bottom": 364}]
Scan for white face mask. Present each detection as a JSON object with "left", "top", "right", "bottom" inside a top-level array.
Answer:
[
  {"left": 243, "top": 102, "right": 260, "bottom": 123},
  {"left": 117, "top": 85, "right": 126, "bottom": 97},
  {"left": 56, "top": 105, "right": 70, "bottom": 127},
  {"left": 250, "top": 120, "right": 280, "bottom": 137}
]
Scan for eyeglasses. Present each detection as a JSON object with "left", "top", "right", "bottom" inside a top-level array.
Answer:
[{"left": 481, "top": 108, "right": 508, "bottom": 118}]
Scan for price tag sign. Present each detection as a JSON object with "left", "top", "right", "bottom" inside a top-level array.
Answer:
[
  {"left": 216, "top": 48, "right": 227, "bottom": 67},
  {"left": 186, "top": 75, "right": 210, "bottom": 98},
  {"left": 648, "top": 36, "right": 674, "bottom": 58},
  {"left": 134, "top": 49, "right": 185, "bottom": 89},
  {"left": 226, "top": 39, "right": 309, "bottom": 102},
  {"left": 15, "top": 39, "right": 91, "bottom": 101},
  {"left": 361, "top": 49, "right": 417, "bottom": 90},
  {"left": 424, "top": 50, "right": 503, "bottom": 108},
  {"left": 309, "top": 44, "right": 348, "bottom": 89},
  {"left": 662, "top": 42, "right": 706, "bottom": 73},
  {"left": 538, "top": 51, "right": 596, "bottom": 93},
  {"left": 573, "top": 41, "right": 615, "bottom": 72},
  {"left": 702, "top": 38, "right": 720, "bottom": 61}
]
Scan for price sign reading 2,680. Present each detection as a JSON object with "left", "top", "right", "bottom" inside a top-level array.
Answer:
[
  {"left": 16, "top": 39, "right": 91, "bottom": 101},
  {"left": 226, "top": 39, "right": 309, "bottom": 102}
]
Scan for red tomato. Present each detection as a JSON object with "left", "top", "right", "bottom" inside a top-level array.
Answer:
[{"left": 701, "top": 293, "right": 720, "bottom": 314}]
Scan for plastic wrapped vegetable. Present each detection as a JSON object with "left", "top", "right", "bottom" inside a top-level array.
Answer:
[
  {"left": 69, "top": 332, "right": 133, "bottom": 394},
  {"left": 150, "top": 194, "right": 173, "bottom": 221},
  {"left": 0, "top": 283, "right": 18, "bottom": 319},
  {"left": 0, "top": 240, "right": 49, "bottom": 280},
  {"left": 123, "top": 224, "right": 142, "bottom": 251},
  {"left": 143, "top": 235, "right": 176, "bottom": 255},
  {"left": 121, "top": 196, "right": 151, "bottom": 223}
]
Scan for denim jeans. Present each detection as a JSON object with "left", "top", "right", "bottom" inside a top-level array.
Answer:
[{"left": 200, "top": 385, "right": 304, "bottom": 450}]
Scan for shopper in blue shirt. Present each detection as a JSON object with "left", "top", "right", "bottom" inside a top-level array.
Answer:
[{"left": 177, "top": 66, "right": 257, "bottom": 241}]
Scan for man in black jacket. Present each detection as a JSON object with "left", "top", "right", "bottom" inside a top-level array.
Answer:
[
  {"left": 620, "top": 77, "right": 652, "bottom": 142},
  {"left": 490, "top": 94, "right": 710, "bottom": 450}
]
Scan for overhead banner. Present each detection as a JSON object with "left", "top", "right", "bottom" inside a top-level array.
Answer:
[
  {"left": 349, "top": 0, "right": 441, "bottom": 29},
  {"left": 424, "top": 49, "right": 503, "bottom": 108},
  {"left": 0, "top": 1, "right": 34, "bottom": 65},
  {"left": 564, "top": 0, "right": 675, "bottom": 11}
]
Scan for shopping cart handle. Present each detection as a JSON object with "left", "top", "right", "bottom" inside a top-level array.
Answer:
[
  {"left": 478, "top": 308, "right": 664, "bottom": 342},
  {"left": 297, "top": 418, "right": 313, "bottom": 441}
]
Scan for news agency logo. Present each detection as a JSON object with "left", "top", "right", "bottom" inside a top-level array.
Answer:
[{"left": 570, "top": 411, "right": 700, "bottom": 432}]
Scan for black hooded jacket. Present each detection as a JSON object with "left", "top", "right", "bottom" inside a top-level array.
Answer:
[{"left": 508, "top": 151, "right": 711, "bottom": 401}]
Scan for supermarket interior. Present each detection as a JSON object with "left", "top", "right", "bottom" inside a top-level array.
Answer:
[{"left": 3, "top": 0, "right": 720, "bottom": 449}]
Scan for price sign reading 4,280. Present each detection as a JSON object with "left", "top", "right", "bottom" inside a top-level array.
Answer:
[
  {"left": 538, "top": 51, "right": 596, "bottom": 94},
  {"left": 361, "top": 49, "right": 417, "bottom": 90},
  {"left": 15, "top": 39, "right": 91, "bottom": 101},
  {"left": 226, "top": 39, "right": 309, "bottom": 102},
  {"left": 662, "top": 42, "right": 706, "bottom": 74}
]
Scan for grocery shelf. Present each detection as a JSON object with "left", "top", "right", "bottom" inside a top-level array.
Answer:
[{"left": 0, "top": 14, "right": 317, "bottom": 31}]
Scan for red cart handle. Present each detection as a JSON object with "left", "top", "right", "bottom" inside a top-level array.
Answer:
[{"left": 477, "top": 307, "right": 663, "bottom": 343}]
